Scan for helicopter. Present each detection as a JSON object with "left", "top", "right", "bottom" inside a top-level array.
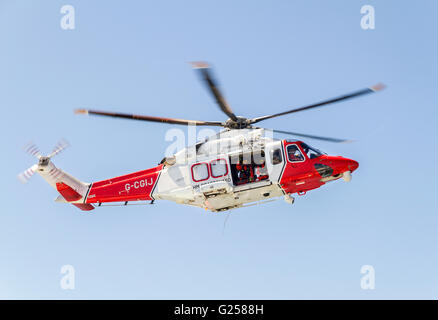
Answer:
[{"left": 18, "top": 62, "right": 384, "bottom": 212}]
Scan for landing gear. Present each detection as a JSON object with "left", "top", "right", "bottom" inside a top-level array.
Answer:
[{"left": 284, "top": 194, "right": 295, "bottom": 204}]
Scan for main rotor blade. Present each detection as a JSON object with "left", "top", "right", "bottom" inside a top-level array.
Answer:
[
  {"left": 75, "top": 109, "right": 224, "bottom": 127},
  {"left": 191, "top": 62, "right": 238, "bottom": 122},
  {"left": 264, "top": 128, "right": 352, "bottom": 143},
  {"left": 250, "top": 83, "right": 385, "bottom": 124}
]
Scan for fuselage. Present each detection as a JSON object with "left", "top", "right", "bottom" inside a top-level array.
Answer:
[
  {"left": 150, "top": 137, "right": 358, "bottom": 211},
  {"left": 80, "top": 129, "right": 358, "bottom": 212},
  {"left": 35, "top": 129, "right": 358, "bottom": 212}
]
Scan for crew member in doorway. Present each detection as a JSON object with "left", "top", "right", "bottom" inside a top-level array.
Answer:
[{"left": 255, "top": 160, "right": 269, "bottom": 181}]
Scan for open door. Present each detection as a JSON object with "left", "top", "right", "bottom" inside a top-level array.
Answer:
[{"left": 229, "top": 149, "right": 269, "bottom": 186}]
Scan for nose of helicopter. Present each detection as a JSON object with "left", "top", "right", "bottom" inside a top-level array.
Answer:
[
  {"left": 332, "top": 157, "right": 359, "bottom": 173},
  {"left": 345, "top": 158, "right": 359, "bottom": 172},
  {"left": 319, "top": 156, "right": 359, "bottom": 175}
]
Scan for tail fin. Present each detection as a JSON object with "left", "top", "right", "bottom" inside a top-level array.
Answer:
[
  {"left": 55, "top": 182, "right": 94, "bottom": 211},
  {"left": 38, "top": 160, "right": 94, "bottom": 211}
]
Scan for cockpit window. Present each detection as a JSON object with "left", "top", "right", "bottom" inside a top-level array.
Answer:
[
  {"left": 301, "top": 142, "right": 324, "bottom": 159},
  {"left": 287, "top": 145, "right": 305, "bottom": 162}
]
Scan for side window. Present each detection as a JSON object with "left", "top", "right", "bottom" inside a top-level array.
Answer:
[
  {"left": 210, "top": 159, "right": 228, "bottom": 178},
  {"left": 271, "top": 148, "right": 282, "bottom": 165},
  {"left": 287, "top": 145, "right": 305, "bottom": 162},
  {"left": 191, "top": 163, "right": 209, "bottom": 182}
]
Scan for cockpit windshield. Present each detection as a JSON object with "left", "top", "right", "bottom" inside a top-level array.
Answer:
[{"left": 300, "top": 142, "right": 325, "bottom": 159}]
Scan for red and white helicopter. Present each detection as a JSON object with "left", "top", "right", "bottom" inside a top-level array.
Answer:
[{"left": 18, "top": 62, "right": 384, "bottom": 212}]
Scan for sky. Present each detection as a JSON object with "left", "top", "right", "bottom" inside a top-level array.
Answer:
[{"left": 0, "top": 0, "right": 437, "bottom": 299}]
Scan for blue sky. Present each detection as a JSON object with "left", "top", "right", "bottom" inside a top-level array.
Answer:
[{"left": 1, "top": 0, "right": 437, "bottom": 299}]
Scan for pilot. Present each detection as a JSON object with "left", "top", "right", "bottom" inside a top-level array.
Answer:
[{"left": 288, "top": 147, "right": 302, "bottom": 161}]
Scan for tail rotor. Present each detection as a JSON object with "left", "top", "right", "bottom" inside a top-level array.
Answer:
[{"left": 18, "top": 139, "right": 70, "bottom": 184}]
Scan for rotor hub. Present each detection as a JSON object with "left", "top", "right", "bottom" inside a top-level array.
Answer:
[
  {"left": 224, "top": 116, "right": 250, "bottom": 129},
  {"left": 38, "top": 156, "right": 50, "bottom": 166}
]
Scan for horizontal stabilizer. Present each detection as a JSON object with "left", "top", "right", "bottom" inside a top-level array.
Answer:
[
  {"left": 73, "top": 203, "right": 94, "bottom": 211},
  {"left": 54, "top": 195, "right": 67, "bottom": 203}
]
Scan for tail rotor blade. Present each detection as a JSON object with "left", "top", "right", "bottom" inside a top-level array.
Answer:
[
  {"left": 23, "top": 142, "right": 41, "bottom": 159},
  {"left": 18, "top": 164, "right": 38, "bottom": 184},
  {"left": 49, "top": 139, "right": 70, "bottom": 158}
]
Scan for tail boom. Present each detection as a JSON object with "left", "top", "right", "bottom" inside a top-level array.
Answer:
[
  {"left": 84, "top": 165, "right": 163, "bottom": 204},
  {"left": 36, "top": 159, "right": 162, "bottom": 211}
]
